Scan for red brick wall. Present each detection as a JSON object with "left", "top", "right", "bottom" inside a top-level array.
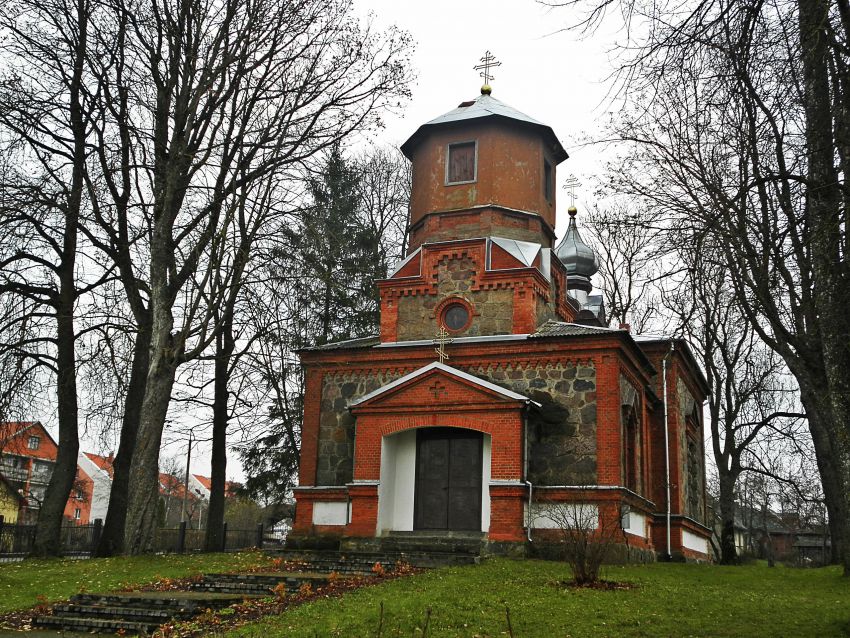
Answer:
[{"left": 407, "top": 120, "right": 557, "bottom": 240}]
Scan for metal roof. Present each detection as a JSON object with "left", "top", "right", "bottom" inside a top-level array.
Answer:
[
  {"left": 424, "top": 94, "right": 546, "bottom": 128},
  {"left": 400, "top": 93, "right": 568, "bottom": 162},
  {"left": 300, "top": 335, "right": 380, "bottom": 351},
  {"left": 530, "top": 320, "right": 623, "bottom": 338},
  {"left": 349, "top": 361, "right": 539, "bottom": 407}
]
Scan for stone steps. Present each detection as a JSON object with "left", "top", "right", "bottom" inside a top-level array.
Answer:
[
  {"left": 32, "top": 588, "right": 265, "bottom": 634},
  {"left": 28, "top": 542, "right": 483, "bottom": 634},
  {"left": 272, "top": 548, "right": 480, "bottom": 571},
  {"left": 32, "top": 614, "right": 161, "bottom": 634},
  {"left": 194, "top": 571, "right": 330, "bottom": 593}
]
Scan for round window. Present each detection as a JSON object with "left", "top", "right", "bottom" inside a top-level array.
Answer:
[{"left": 442, "top": 303, "right": 470, "bottom": 332}]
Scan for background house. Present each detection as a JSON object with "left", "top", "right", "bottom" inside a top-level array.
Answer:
[
  {"left": 78, "top": 452, "right": 114, "bottom": 522},
  {"left": 0, "top": 475, "right": 23, "bottom": 524},
  {"left": 0, "top": 422, "right": 93, "bottom": 524}
]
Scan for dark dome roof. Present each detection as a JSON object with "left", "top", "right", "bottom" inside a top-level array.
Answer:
[
  {"left": 400, "top": 93, "right": 567, "bottom": 163},
  {"left": 555, "top": 207, "right": 599, "bottom": 279}
]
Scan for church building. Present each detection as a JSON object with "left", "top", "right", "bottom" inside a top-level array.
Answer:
[{"left": 290, "top": 83, "right": 712, "bottom": 561}]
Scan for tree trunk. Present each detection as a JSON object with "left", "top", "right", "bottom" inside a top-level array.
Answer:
[
  {"left": 718, "top": 471, "right": 738, "bottom": 565},
  {"left": 798, "top": 0, "right": 850, "bottom": 575},
  {"left": 31, "top": 0, "right": 86, "bottom": 557},
  {"left": 95, "top": 324, "right": 150, "bottom": 556},
  {"left": 123, "top": 303, "right": 179, "bottom": 555},
  {"left": 205, "top": 317, "right": 234, "bottom": 552},
  {"left": 31, "top": 299, "right": 79, "bottom": 556}
]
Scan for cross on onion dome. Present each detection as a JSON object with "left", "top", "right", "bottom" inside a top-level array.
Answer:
[
  {"left": 563, "top": 174, "right": 581, "bottom": 208},
  {"left": 474, "top": 50, "right": 502, "bottom": 93}
]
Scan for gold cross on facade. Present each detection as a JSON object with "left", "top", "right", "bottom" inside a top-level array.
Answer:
[
  {"left": 474, "top": 50, "right": 502, "bottom": 87},
  {"left": 564, "top": 174, "right": 581, "bottom": 207},
  {"left": 433, "top": 326, "right": 453, "bottom": 364}
]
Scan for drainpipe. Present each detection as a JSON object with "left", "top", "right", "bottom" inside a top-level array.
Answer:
[
  {"left": 523, "top": 405, "right": 533, "bottom": 542},
  {"left": 662, "top": 342, "right": 675, "bottom": 560}
]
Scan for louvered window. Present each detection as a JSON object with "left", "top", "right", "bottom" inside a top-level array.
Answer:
[{"left": 446, "top": 141, "right": 476, "bottom": 184}]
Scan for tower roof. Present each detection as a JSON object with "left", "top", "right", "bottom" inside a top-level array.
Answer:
[
  {"left": 555, "top": 207, "right": 599, "bottom": 282},
  {"left": 400, "top": 93, "right": 568, "bottom": 162}
]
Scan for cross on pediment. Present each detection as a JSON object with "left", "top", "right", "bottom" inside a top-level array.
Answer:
[
  {"left": 433, "top": 326, "right": 453, "bottom": 364},
  {"left": 429, "top": 380, "right": 447, "bottom": 399}
]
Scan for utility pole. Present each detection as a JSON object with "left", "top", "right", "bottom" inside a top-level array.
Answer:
[{"left": 181, "top": 431, "right": 193, "bottom": 526}]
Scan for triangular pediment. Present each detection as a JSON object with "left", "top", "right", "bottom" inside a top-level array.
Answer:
[{"left": 349, "top": 362, "right": 535, "bottom": 410}]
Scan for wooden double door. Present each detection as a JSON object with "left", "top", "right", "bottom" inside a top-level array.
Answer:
[{"left": 413, "top": 427, "right": 483, "bottom": 531}]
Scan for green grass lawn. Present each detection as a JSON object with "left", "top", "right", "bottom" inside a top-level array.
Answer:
[
  {"left": 229, "top": 559, "right": 850, "bottom": 638},
  {"left": 0, "top": 550, "right": 271, "bottom": 613}
]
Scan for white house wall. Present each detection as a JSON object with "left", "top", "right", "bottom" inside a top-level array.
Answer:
[
  {"left": 378, "top": 430, "right": 416, "bottom": 532},
  {"left": 623, "top": 510, "right": 647, "bottom": 538},
  {"left": 76, "top": 453, "right": 111, "bottom": 522}
]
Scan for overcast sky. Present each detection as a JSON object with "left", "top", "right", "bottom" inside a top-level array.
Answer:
[
  {"left": 82, "top": 1, "right": 627, "bottom": 482},
  {"left": 358, "top": 0, "right": 623, "bottom": 238}
]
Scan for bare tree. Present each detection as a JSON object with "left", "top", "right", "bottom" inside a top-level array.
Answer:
[
  {"left": 0, "top": 0, "right": 104, "bottom": 555},
  {"left": 530, "top": 494, "right": 627, "bottom": 585},
  {"left": 549, "top": 0, "right": 850, "bottom": 571},
  {"left": 665, "top": 235, "right": 805, "bottom": 563},
  {"left": 582, "top": 202, "right": 665, "bottom": 332},
  {"left": 102, "top": 0, "right": 412, "bottom": 554}
]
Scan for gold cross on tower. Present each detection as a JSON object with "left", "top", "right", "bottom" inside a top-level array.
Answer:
[
  {"left": 474, "top": 50, "right": 502, "bottom": 93},
  {"left": 433, "top": 326, "right": 453, "bottom": 364},
  {"left": 564, "top": 174, "right": 581, "bottom": 208}
]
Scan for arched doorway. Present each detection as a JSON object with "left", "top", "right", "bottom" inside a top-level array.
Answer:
[{"left": 414, "top": 427, "right": 484, "bottom": 531}]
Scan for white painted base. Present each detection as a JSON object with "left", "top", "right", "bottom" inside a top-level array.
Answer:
[
  {"left": 682, "top": 529, "right": 709, "bottom": 554},
  {"left": 623, "top": 511, "right": 647, "bottom": 538},
  {"left": 526, "top": 503, "right": 599, "bottom": 530},
  {"left": 312, "top": 501, "right": 348, "bottom": 526}
]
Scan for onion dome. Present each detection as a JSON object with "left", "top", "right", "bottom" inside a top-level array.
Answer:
[{"left": 555, "top": 206, "right": 599, "bottom": 293}]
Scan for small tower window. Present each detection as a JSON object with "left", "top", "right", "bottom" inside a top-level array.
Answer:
[
  {"left": 544, "top": 159, "right": 553, "bottom": 202},
  {"left": 446, "top": 141, "right": 477, "bottom": 184}
]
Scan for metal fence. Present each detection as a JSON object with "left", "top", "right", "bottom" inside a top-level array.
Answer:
[{"left": 0, "top": 519, "right": 272, "bottom": 560}]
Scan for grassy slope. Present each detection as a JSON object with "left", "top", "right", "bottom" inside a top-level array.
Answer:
[
  {"left": 0, "top": 551, "right": 271, "bottom": 613},
  {"left": 230, "top": 559, "right": 850, "bottom": 638}
]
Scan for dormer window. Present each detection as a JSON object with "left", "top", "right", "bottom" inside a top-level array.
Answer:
[
  {"left": 446, "top": 141, "right": 477, "bottom": 184},
  {"left": 28, "top": 436, "right": 40, "bottom": 450}
]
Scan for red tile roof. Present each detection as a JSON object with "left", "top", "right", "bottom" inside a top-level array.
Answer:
[
  {"left": 159, "top": 473, "right": 198, "bottom": 501},
  {"left": 192, "top": 474, "right": 241, "bottom": 497},
  {"left": 85, "top": 452, "right": 115, "bottom": 478}
]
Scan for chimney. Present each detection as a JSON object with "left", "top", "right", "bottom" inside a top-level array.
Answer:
[
  {"left": 619, "top": 323, "right": 631, "bottom": 333},
  {"left": 107, "top": 451, "right": 114, "bottom": 465}
]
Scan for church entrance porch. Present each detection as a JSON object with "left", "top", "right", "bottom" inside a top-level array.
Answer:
[{"left": 414, "top": 428, "right": 483, "bottom": 531}]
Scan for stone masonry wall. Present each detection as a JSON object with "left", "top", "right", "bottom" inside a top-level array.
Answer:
[
  {"left": 317, "top": 371, "right": 402, "bottom": 486},
  {"left": 472, "top": 361, "right": 598, "bottom": 485},
  {"left": 396, "top": 256, "right": 514, "bottom": 341},
  {"left": 316, "top": 360, "right": 598, "bottom": 487},
  {"left": 677, "top": 378, "right": 704, "bottom": 522}
]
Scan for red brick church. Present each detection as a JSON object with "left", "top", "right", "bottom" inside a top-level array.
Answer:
[{"left": 290, "top": 84, "right": 712, "bottom": 561}]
